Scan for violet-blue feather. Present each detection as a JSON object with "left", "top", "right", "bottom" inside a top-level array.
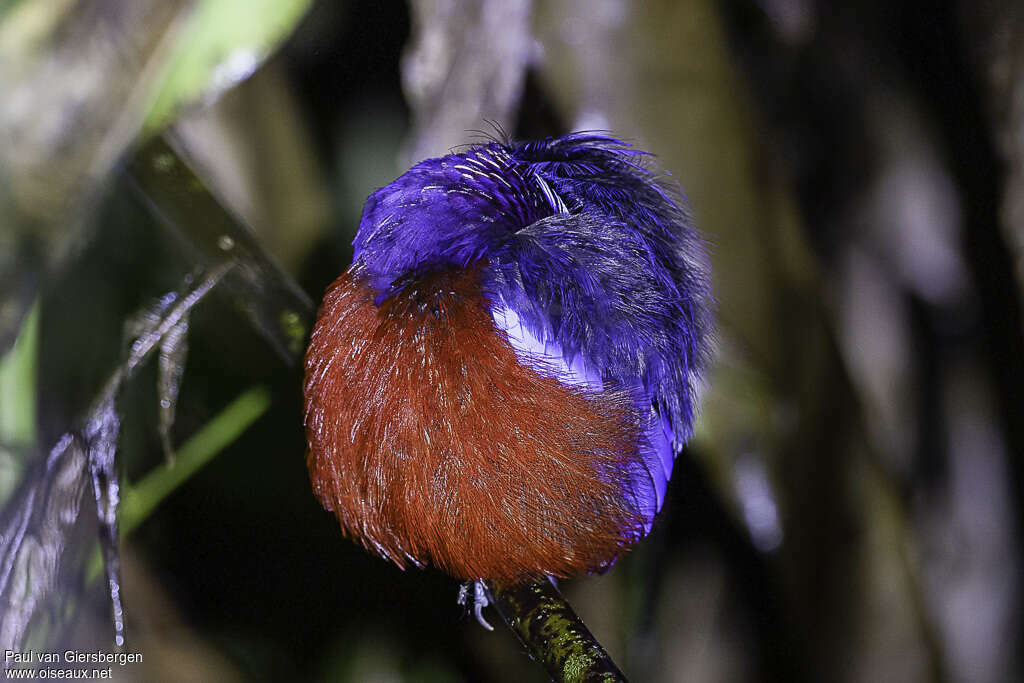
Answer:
[{"left": 351, "top": 133, "right": 713, "bottom": 529}]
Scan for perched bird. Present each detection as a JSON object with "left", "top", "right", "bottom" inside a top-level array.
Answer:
[{"left": 303, "top": 132, "right": 713, "bottom": 620}]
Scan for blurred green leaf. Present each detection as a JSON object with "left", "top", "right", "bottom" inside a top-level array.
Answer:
[
  {"left": 121, "top": 385, "right": 271, "bottom": 536},
  {"left": 86, "top": 385, "right": 271, "bottom": 581},
  {"left": 0, "top": 0, "right": 312, "bottom": 353},
  {"left": 142, "top": 0, "right": 313, "bottom": 135},
  {"left": 130, "top": 134, "right": 313, "bottom": 362},
  {"left": 0, "top": 301, "right": 37, "bottom": 450},
  {"left": 0, "top": 302, "right": 36, "bottom": 507}
]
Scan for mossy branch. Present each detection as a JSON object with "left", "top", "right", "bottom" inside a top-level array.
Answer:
[{"left": 489, "top": 579, "right": 628, "bottom": 683}]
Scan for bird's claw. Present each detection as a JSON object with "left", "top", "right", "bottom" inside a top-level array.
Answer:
[{"left": 457, "top": 580, "right": 494, "bottom": 631}]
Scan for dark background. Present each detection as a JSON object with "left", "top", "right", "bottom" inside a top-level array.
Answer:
[{"left": 2, "top": 1, "right": 1022, "bottom": 681}]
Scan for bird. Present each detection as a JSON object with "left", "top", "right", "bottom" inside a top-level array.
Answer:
[{"left": 303, "top": 132, "right": 713, "bottom": 626}]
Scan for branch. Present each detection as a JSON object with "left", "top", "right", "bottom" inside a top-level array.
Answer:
[{"left": 489, "top": 579, "right": 628, "bottom": 683}]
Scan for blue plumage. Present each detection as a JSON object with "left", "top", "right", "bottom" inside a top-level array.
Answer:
[{"left": 351, "top": 132, "right": 713, "bottom": 524}]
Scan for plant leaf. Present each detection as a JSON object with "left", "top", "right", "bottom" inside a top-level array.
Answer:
[{"left": 142, "top": 0, "right": 313, "bottom": 135}]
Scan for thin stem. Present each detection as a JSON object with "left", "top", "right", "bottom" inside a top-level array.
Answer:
[
  {"left": 121, "top": 385, "right": 271, "bottom": 536},
  {"left": 85, "top": 385, "right": 272, "bottom": 581}
]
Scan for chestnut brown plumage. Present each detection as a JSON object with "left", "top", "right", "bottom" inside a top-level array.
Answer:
[{"left": 304, "top": 266, "right": 647, "bottom": 583}]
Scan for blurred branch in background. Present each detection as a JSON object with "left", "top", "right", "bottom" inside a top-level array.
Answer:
[
  {"left": 0, "top": 433, "right": 89, "bottom": 654},
  {"left": 718, "top": 4, "right": 1024, "bottom": 682},
  {"left": 965, "top": 5, "right": 1024, "bottom": 668},
  {"left": 172, "top": 59, "right": 331, "bottom": 273},
  {"left": 401, "top": 0, "right": 532, "bottom": 162}
]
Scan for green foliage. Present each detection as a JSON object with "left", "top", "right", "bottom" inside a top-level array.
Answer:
[
  {"left": 0, "top": 304, "right": 37, "bottom": 507},
  {"left": 85, "top": 386, "right": 271, "bottom": 582},
  {"left": 0, "top": 302, "right": 36, "bottom": 449},
  {"left": 120, "top": 385, "right": 271, "bottom": 536},
  {"left": 142, "top": 0, "right": 313, "bottom": 135}
]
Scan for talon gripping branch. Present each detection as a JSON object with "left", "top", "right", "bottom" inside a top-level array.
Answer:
[{"left": 304, "top": 133, "right": 713, "bottom": 585}]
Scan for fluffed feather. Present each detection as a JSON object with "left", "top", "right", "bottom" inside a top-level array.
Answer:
[{"left": 305, "top": 132, "right": 713, "bottom": 582}]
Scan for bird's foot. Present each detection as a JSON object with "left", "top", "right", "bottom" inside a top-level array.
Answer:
[{"left": 457, "top": 580, "right": 494, "bottom": 631}]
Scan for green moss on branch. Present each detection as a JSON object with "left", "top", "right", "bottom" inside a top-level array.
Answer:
[{"left": 490, "top": 579, "right": 628, "bottom": 683}]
